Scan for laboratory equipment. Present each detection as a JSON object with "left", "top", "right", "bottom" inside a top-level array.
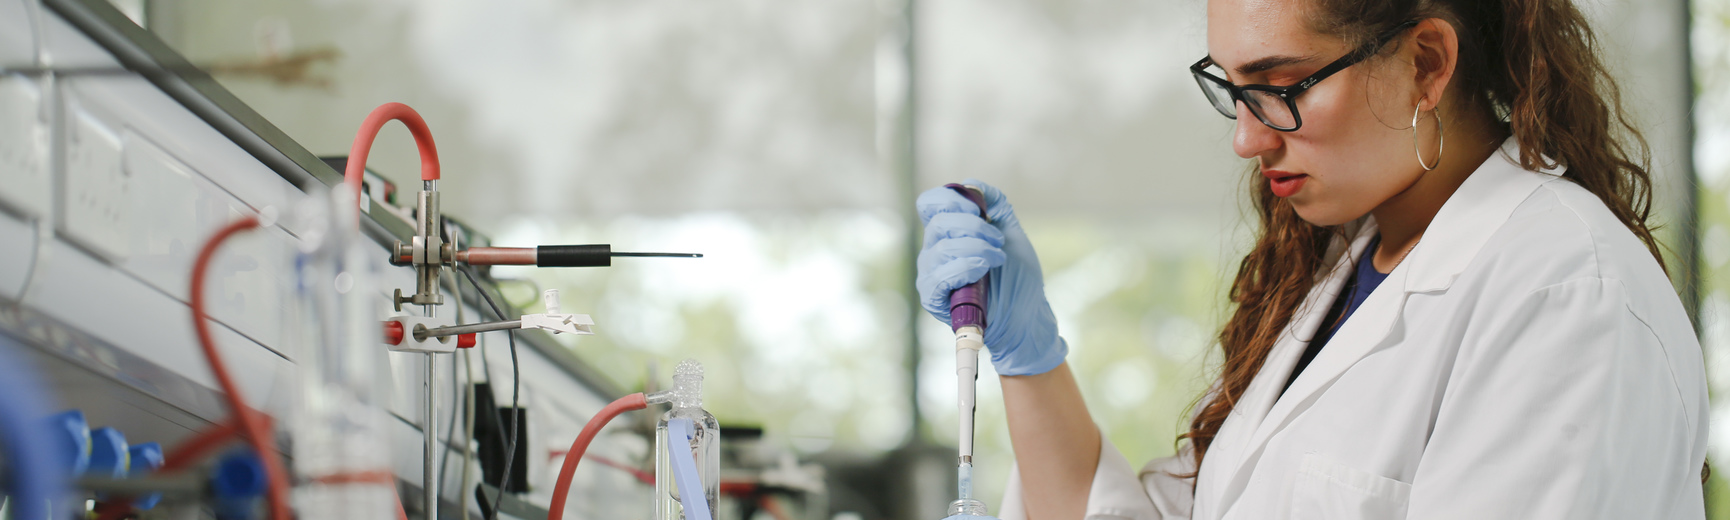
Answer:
[
  {"left": 128, "top": 443, "right": 166, "bottom": 510},
  {"left": 188, "top": 211, "right": 293, "bottom": 520},
  {"left": 49, "top": 410, "right": 92, "bottom": 476},
  {"left": 944, "top": 184, "right": 991, "bottom": 518},
  {"left": 211, "top": 450, "right": 270, "bottom": 520},
  {"left": 290, "top": 186, "right": 397, "bottom": 520},
  {"left": 339, "top": 102, "right": 451, "bottom": 520},
  {"left": 0, "top": 339, "right": 69, "bottom": 520},
  {"left": 87, "top": 427, "right": 129, "bottom": 478},
  {"left": 656, "top": 360, "right": 720, "bottom": 520},
  {"left": 341, "top": 102, "right": 699, "bottom": 517},
  {"left": 4, "top": 2, "right": 739, "bottom": 517}
]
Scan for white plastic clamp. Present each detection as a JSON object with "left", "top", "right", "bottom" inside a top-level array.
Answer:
[{"left": 384, "top": 315, "right": 458, "bottom": 353}]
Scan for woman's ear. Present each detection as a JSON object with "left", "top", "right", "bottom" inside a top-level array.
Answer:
[{"left": 1408, "top": 17, "right": 1460, "bottom": 110}]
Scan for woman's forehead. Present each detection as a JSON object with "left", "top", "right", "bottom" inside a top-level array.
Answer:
[{"left": 1206, "top": 0, "right": 1337, "bottom": 73}]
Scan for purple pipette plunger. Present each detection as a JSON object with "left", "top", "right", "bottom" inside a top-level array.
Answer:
[{"left": 944, "top": 184, "right": 989, "bottom": 331}]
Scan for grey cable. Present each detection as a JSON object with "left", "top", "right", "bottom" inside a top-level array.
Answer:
[
  {"left": 460, "top": 267, "right": 520, "bottom": 520},
  {"left": 461, "top": 348, "right": 476, "bottom": 520}
]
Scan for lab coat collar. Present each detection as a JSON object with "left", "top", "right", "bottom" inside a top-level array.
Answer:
[
  {"left": 1403, "top": 138, "right": 1565, "bottom": 292},
  {"left": 1200, "top": 137, "right": 1563, "bottom": 519}
]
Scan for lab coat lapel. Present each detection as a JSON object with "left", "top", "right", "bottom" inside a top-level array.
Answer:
[
  {"left": 1203, "top": 138, "right": 1560, "bottom": 518},
  {"left": 1217, "top": 256, "right": 1410, "bottom": 506},
  {"left": 1196, "top": 224, "right": 1379, "bottom": 517}
]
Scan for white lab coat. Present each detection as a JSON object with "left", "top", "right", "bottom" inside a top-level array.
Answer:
[{"left": 1001, "top": 138, "right": 1709, "bottom": 520}]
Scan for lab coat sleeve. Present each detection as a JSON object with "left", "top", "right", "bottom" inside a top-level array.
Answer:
[
  {"left": 1405, "top": 278, "right": 1705, "bottom": 520},
  {"left": 999, "top": 431, "right": 1194, "bottom": 520}
]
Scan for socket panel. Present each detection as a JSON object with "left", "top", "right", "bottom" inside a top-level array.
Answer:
[
  {"left": 0, "top": 74, "right": 50, "bottom": 217},
  {"left": 60, "top": 102, "right": 130, "bottom": 261}
]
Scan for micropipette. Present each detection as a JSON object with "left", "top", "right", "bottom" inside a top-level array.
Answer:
[{"left": 945, "top": 184, "right": 991, "bottom": 517}]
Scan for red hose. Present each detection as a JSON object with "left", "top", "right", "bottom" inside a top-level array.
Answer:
[
  {"left": 160, "top": 418, "right": 245, "bottom": 472},
  {"left": 191, "top": 216, "right": 292, "bottom": 520},
  {"left": 547, "top": 393, "right": 648, "bottom": 520},
  {"left": 343, "top": 102, "right": 441, "bottom": 210}
]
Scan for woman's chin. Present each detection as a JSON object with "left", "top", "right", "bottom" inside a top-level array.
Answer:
[{"left": 1290, "top": 202, "right": 1362, "bottom": 228}]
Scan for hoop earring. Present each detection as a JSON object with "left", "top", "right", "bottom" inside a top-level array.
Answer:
[{"left": 1413, "top": 102, "right": 1444, "bottom": 171}]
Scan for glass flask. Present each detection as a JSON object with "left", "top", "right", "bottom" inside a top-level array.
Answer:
[
  {"left": 654, "top": 359, "right": 720, "bottom": 520},
  {"left": 288, "top": 186, "right": 396, "bottom": 519}
]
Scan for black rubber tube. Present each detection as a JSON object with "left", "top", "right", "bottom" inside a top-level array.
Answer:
[{"left": 536, "top": 245, "right": 612, "bottom": 267}]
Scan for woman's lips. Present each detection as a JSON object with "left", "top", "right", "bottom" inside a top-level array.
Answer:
[{"left": 1263, "top": 170, "right": 1308, "bottom": 198}]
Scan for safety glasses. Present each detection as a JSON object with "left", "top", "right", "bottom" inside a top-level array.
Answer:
[{"left": 1190, "top": 20, "right": 1418, "bottom": 132}]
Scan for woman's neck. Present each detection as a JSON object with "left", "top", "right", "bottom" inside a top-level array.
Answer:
[{"left": 1369, "top": 112, "right": 1507, "bottom": 273}]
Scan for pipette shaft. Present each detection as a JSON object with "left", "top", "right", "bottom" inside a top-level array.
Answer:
[{"left": 956, "top": 325, "right": 984, "bottom": 499}]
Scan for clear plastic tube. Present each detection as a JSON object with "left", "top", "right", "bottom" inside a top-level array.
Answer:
[
  {"left": 654, "top": 360, "right": 719, "bottom": 520},
  {"left": 288, "top": 186, "right": 396, "bottom": 519}
]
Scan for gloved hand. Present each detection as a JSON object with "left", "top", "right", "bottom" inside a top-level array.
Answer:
[{"left": 916, "top": 179, "right": 1067, "bottom": 376}]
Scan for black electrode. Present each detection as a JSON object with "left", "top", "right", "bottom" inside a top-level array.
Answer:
[{"left": 535, "top": 245, "right": 702, "bottom": 267}]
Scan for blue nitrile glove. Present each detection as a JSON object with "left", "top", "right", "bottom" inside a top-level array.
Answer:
[{"left": 916, "top": 179, "right": 1067, "bottom": 376}]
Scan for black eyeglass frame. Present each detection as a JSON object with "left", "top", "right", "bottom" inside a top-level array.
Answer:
[{"left": 1190, "top": 19, "right": 1420, "bottom": 132}]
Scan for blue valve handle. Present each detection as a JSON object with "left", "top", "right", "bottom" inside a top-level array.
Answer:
[
  {"left": 49, "top": 410, "right": 92, "bottom": 476},
  {"left": 212, "top": 450, "right": 267, "bottom": 520},
  {"left": 88, "top": 427, "right": 130, "bottom": 478},
  {"left": 129, "top": 442, "right": 166, "bottom": 509}
]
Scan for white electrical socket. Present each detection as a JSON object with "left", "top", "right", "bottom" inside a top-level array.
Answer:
[
  {"left": 60, "top": 103, "right": 130, "bottom": 260},
  {"left": 0, "top": 74, "right": 50, "bottom": 217}
]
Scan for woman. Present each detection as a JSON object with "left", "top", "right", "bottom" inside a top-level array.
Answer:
[{"left": 915, "top": 0, "right": 1708, "bottom": 518}]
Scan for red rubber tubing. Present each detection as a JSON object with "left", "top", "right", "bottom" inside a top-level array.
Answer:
[
  {"left": 343, "top": 102, "right": 441, "bottom": 210},
  {"left": 191, "top": 216, "right": 292, "bottom": 520},
  {"left": 160, "top": 418, "right": 245, "bottom": 473},
  {"left": 547, "top": 393, "right": 648, "bottom": 520}
]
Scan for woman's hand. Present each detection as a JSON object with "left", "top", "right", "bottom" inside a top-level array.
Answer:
[{"left": 916, "top": 179, "right": 1067, "bottom": 376}]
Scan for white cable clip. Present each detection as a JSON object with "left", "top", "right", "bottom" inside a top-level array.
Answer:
[{"left": 520, "top": 289, "right": 594, "bottom": 335}]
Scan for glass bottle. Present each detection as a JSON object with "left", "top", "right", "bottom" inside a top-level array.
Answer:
[
  {"left": 288, "top": 186, "right": 395, "bottom": 519},
  {"left": 654, "top": 359, "right": 720, "bottom": 520}
]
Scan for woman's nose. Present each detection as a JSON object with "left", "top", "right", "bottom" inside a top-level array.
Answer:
[{"left": 1232, "top": 101, "right": 1282, "bottom": 159}]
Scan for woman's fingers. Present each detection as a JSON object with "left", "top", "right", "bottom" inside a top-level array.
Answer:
[
  {"left": 916, "top": 236, "right": 1007, "bottom": 317},
  {"left": 923, "top": 212, "right": 1005, "bottom": 249},
  {"left": 916, "top": 186, "right": 980, "bottom": 224}
]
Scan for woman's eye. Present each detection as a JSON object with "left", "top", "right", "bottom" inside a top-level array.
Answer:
[{"left": 1263, "top": 73, "right": 1309, "bottom": 87}]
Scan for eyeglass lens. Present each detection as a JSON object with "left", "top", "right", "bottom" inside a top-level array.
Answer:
[
  {"left": 1194, "top": 64, "right": 1299, "bottom": 130},
  {"left": 1195, "top": 75, "right": 1237, "bottom": 119},
  {"left": 1241, "top": 90, "right": 1296, "bottom": 129}
]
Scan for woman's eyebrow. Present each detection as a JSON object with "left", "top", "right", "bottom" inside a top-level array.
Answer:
[{"left": 1234, "top": 54, "right": 1319, "bottom": 76}]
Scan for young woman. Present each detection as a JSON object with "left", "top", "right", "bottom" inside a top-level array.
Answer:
[{"left": 915, "top": 0, "right": 1708, "bottom": 518}]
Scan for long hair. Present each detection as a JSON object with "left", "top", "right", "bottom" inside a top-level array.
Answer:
[{"left": 1180, "top": 0, "right": 1665, "bottom": 476}]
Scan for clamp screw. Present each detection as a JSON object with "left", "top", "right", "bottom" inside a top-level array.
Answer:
[{"left": 393, "top": 288, "right": 413, "bottom": 312}]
